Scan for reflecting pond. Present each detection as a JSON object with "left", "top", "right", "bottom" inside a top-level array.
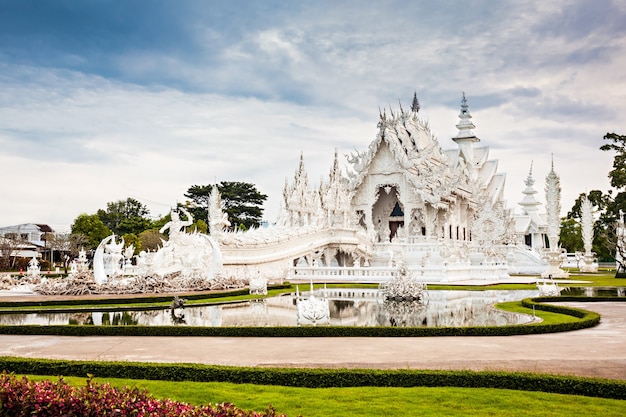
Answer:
[
  {"left": 560, "top": 287, "right": 626, "bottom": 297},
  {"left": 0, "top": 289, "right": 542, "bottom": 328}
]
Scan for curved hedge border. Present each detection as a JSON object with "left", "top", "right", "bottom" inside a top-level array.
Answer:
[
  {"left": 0, "top": 297, "right": 611, "bottom": 337},
  {"left": 0, "top": 357, "right": 624, "bottom": 400}
]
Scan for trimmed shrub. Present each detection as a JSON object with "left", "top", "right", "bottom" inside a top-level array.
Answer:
[
  {"left": 0, "top": 358, "right": 624, "bottom": 400},
  {"left": 0, "top": 371, "right": 285, "bottom": 416}
]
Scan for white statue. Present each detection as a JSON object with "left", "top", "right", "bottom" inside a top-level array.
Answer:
[
  {"left": 209, "top": 185, "right": 230, "bottom": 238},
  {"left": 296, "top": 282, "right": 330, "bottom": 326},
  {"left": 76, "top": 247, "right": 89, "bottom": 272},
  {"left": 27, "top": 256, "right": 40, "bottom": 278},
  {"left": 579, "top": 195, "right": 598, "bottom": 272},
  {"left": 68, "top": 260, "right": 78, "bottom": 276},
  {"left": 93, "top": 235, "right": 125, "bottom": 284},
  {"left": 541, "top": 159, "right": 569, "bottom": 278},
  {"left": 160, "top": 207, "right": 193, "bottom": 243},
  {"left": 249, "top": 275, "right": 268, "bottom": 295}
]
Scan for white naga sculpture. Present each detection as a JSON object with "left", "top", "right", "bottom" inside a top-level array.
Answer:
[{"left": 578, "top": 196, "right": 598, "bottom": 272}]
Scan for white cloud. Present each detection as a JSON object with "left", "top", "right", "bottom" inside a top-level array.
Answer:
[{"left": 0, "top": 0, "right": 623, "bottom": 234}]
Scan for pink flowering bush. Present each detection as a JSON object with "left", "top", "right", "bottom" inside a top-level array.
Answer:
[{"left": 0, "top": 372, "right": 288, "bottom": 416}]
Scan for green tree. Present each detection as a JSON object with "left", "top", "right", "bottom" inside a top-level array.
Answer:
[
  {"left": 97, "top": 198, "right": 154, "bottom": 236},
  {"left": 70, "top": 214, "right": 112, "bottom": 249},
  {"left": 121, "top": 233, "right": 141, "bottom": 255},
  {"left": 184, "top": 181, "right": 268, "bottom": 230},
  {"left": 600, "top": 132, "right": 626, "bottom": 190},
  {"left": 138, "top": 229, "right": 165, "bottom": 252},
  {"left": 564, "top": 190, "right": 617, "bottom": 261},
  {"left": 588, "top": 132, "right": 626, "bottom": 264},
  {"left": 190, "top": 219, "right": 208, "bottom": 234},
  {"left": 559, "top": 217, "right": 582, "bottom": 253}
]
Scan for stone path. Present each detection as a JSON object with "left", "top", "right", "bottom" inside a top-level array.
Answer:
[{"left": 0, "top": 302, "right": 624, "bottom": 380}]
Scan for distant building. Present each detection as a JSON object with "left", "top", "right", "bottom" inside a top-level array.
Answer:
[
  {"left": 0, "top": 224, "right": 56, "bottom": 261},
  {"left": 0, "top": 223, "right": 55, "bottom": 247}
]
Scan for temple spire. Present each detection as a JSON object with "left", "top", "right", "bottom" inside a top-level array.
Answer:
[
  {"left": 453, "top": 92, "right": 479, "bottom": 142},
  {"left": 411, "top": 91, "right": 420, "bottom": 113},
  {"left": 518, "top": 161, "right": 542, "bottom": 215}
]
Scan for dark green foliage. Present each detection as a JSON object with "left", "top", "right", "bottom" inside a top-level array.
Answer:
[
  {"left": 0, "top": 357, "right": 624, "bottom": 400},
  {"left": 97, "top": 197, "right": 154, "bottom": 236},
  {"left": 70, "top": 214, "right": 112, "bottom": 249},
  {"left": 559, "top": 217, "right": 582, "bottom": 253},
  {"left": 565, "top": 190, "right": 620, "bottom": 261},
  {"left": 600, "top": 132, "right": 626, "bottom": 190},
  {"left": 185, "top": 181, "right": 268, "bottom": 230}
]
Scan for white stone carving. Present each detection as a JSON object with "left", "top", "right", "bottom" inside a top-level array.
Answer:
[
  {"left": 27, "top": 256, "right": 40, "bottom": 279},
  {"left": 578, "top": 195, "right": 598, "bottom": 272},
  {"left": 93, "top": 235, "right": 125, "bottom": 284},
  {"left": 537, "top": 276, "right": 563, "bottom": 296},
  {"left": 541, "top": 160, "right": 569, "bottom": 278},
  {"left": 379, "top": 260, "right": 428, "bottom": 301},
  {"left": 296, "top": 282, "right": 330, "bottom": 326},
  {"left": 209, "top": 184, "right": 230, "bottom": 240},
  {"left": 94, "top": 208, "right": 223, "bottom": 287},
  {"left": 249, "top": 275, "right": 268, "bottom": 295},
  {"left": 616, "top": 212, "right": 626, "bottom": 274}
]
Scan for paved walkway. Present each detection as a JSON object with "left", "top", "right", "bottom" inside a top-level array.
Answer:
[{"left": 0, "top": 302, "right": 624, "bottom": 380}]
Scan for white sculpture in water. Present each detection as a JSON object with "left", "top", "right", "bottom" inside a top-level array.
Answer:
[
  {"left": 249, "top": 275, "right": 268, "bottom": 295},
  {"left": 296, "top": 282, "right": 330, "bottom": 326},
  {"left": 578, "top": 196, "right": 598, "bottom": 272},
  {"left": 379, "top": 260, "right": 428, "bottom": 301}
]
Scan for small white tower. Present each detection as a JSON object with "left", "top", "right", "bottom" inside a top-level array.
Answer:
[{"left": 453, "top": 93, "right": 480, "bottom": 177}]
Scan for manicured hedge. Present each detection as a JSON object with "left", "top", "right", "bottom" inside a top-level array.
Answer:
[{"left": 0, "top": 357, "right": 624, "bottom": 400}]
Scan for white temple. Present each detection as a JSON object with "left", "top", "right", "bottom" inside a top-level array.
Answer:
[
  {"left": 13, "top": 92, "right": 573, "bottom": 297},
  {"left": 211, "top": 93, "right": 551, "bottom": 283}
]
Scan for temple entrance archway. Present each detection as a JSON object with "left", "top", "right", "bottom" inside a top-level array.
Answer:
[{"left": 371, "top": 185, "right": 404, "bottom": 243}]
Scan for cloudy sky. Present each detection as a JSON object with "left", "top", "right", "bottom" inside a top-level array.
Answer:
[{"left": 1, "top": 0, "right": 624, "bottom": 232}]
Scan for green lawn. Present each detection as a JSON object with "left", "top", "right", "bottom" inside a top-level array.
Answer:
[
  {"left": 25, "top": 375, "right": 626, "bottom": 417},
  {"left": 559, "top": 272, "right": 626, "bottom": 287},
  {"left": 496, "top": 301, "right": 583, "bottom": 325}
]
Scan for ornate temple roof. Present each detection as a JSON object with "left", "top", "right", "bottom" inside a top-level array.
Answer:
[{"left": 347, "top": 93, "right": 507, "bottom": 207}]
